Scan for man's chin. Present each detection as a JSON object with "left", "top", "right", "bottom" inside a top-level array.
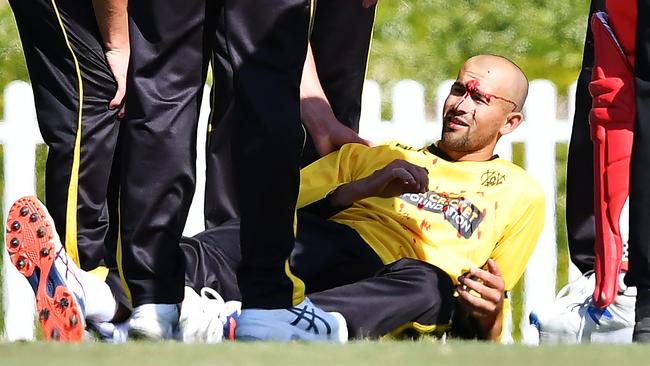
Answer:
[{"left": 439, "top": 136, "right": 469, "bottom": 152}]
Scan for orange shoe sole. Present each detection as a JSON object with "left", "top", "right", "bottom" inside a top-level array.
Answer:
[{"left": 5, "top": 196, "right": 84, "bottom": 341}]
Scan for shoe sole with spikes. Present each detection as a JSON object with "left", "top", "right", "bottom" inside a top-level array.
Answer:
[{"left": 5, "top": 196, "right": 84, "bottom": 342}]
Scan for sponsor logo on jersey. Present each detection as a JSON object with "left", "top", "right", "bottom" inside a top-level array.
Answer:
[
  {"left": 400, "top": 191, "right": 483, "bottom": 238},
  {"left": 481, "top": 169, "right": 506, "bottom": 187}
]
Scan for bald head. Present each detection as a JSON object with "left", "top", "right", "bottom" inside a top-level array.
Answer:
[
  {"left": 438, "top": 54, "right": 529, "bottom": 161},
  {"left": 460, "top": 55, "right": 529, "bottom": 112}
]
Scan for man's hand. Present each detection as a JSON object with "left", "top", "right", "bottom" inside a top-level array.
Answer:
[
  {"left": 329, "top": 159, "right": 429, "bottom": 207},
  {"left": 309, "top": 113, "right": 372, "bottom": 156},
  {"left": 106, "top": 48, "right": 129, "bottom": 118},
  {"left": 456, "top": 259, "right": 505, "bottom": 340},
  {"left": 92, "top": 0, "right": 129, "bottom": 118},
  {"left": 365, "top": 159, "right": 429, "bottom": 198},
  {"left": 300, "top": 43, "right": 372, "bottom": 155}
]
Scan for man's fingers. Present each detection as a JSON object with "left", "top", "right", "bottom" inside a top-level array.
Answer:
[
  {"left": 109, "top": 87, "right": 126, "bottom": 119},
  {"left": 392, "top": 167, "right": 416, "bottom": 185},
  {"left": 118, "top": 104, "right": 126, "bottom": 119},
  {"left": 487, "top": 259, "right": 502, "bottom": 277},
  {"left": 360, "top": 137, "right": 375, "bottom": 147},
  {"left": 402, "top": 164, "right": 429, "bottom": 192},
  {"left": 109, "top": 80, "right": 126, "bottom": 109},
  {"left": 386, "top": 160, "right": 429, "bottom": 192},
  {"left": 109, "top": 94, "right": 123, "bottom": 110},
  {"left": 468, "top": 266, "right": 503, "bottom": 290},
  {"left": 458, "top": 275, "right": 501, "bottom": 304},
  {"left": 456, "top": 286, "right": 493, "bottom": 316}
]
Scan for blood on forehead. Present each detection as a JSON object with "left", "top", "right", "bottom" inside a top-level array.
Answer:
[{"left": 465, "top": 79, "right": 518, "bottom": 112}]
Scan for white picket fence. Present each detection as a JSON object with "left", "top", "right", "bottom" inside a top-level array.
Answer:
[{"left": 0, "top": 79, "right": 579, "bottom": 344}]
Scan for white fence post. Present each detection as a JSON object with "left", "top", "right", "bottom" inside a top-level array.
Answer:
[
  {"left": 391, "top": 80, "right": 429, "bottom": 147},
  {"left": 359, "top": 80, "right": 382, "bottom": 143},
  {"left": 520, "top": 80, "right": 559, "bottom": 345},
  {"left": 1, "top": 81, "right": 40, "bottom": 341}
]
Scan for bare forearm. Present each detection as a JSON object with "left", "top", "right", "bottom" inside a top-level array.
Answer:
[
  {"left": 329, "top": 179, "right": 373, "bottom": 207},
  {"left": 300, "top": 43, "right": 337, "bottom": 137},
  {"left": 92, "top": 0, "right": 129, "bottom": 51}
]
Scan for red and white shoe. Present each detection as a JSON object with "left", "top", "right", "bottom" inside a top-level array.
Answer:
[{"left": 5, "top": 196, "right": 86, "bottom": 341}]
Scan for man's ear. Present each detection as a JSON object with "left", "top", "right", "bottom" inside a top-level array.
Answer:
[{"left": 499, "top": 112, "right": 523, "bottom": 136}]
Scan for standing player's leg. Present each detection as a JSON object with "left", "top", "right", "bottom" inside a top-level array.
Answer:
[
  {"left": 628, "top": 0, "right": 650, "bottom": 343},
  {"left": 7, "top": 0, "right": 122, "bottom": 341},
  {"left": 532, "top": 0, "right": 635, "bottom": 343},
  {"left": 203, "top": 6, "right": 239, "bottom": 228},
  {"left": 566, "top": 0, "right": 604, "bottom": 276},
  {"left": 222, "top": 0, "right": 352, "bottom": 341},
  {"left": 117, "top": 0, "right": 214, "bottom": 340}
]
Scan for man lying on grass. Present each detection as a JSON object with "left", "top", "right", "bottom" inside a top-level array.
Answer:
[{"left": 6, "top": 54, "right": 543, "bottom": 343}]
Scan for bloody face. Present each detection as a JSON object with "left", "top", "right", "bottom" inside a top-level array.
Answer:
[{"left": 440, "top": 75, "right": 515, "bottom": 156}]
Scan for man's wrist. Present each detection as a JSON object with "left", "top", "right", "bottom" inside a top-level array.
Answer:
[
  {"left": 330, "top": 178, "right": 373, "bottom": 207},
  {"left": 475, "top": 308, "right": 503, "bottom": 341}
]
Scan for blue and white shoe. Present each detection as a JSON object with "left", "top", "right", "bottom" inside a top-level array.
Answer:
[
  {"left": 530, "top": 271, "right": 635, "bottom": 344},
  {"left": 235, "top": 297, "right": 347, "bottom": 342},
  {"left": 5, "top": 196, "right": 86, "bottom": 341}
]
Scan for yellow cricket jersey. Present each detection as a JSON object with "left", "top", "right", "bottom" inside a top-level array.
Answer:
[{"left": 298, "top": 142, "right": 545, "bottom": 291}]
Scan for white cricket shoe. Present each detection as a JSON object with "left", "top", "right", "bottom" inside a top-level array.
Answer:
[
  {"left": 235, "top": 297, "right": 348, "bottom": 342},
  {"left": 5, "top": 196, "right": 86, "bottom": 341},
  {"left": 530, "top": 271, "right": 634, "bottom": 344},
  {"left": 128, "top": 303, "right": 179, "bottom": 340},
  {"left": 177, "top": 286, "right": 241, "bottom": 343},
  {"left": 91, "top": 320, "right": 129, "bottom": 343}
]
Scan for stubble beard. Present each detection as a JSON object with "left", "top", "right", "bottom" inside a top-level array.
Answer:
[{"left": 441, "top": 126, "right": 472, "bottom": 152}]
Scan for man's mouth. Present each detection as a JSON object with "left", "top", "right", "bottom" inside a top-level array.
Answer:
[{"left": 445, "top": 116, "right": 469, "bottom": 130}]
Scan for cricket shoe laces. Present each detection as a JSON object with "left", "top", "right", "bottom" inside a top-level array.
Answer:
[
  {"left": 530, "top": 271, "right": 635, "bottom": 344},
  {"left": 529, "top": 271, "right": 596, "bottom": 344},
  {"left": 177, "top": 286, "right": 241, "bottom": 343},
  {"left": 583, "top": 274, "right": 635, "bottom": 343},
  {"left": 5, "top": 196, "right": 86, "bottom": 341},
  {"left": 235, "top": 297, "right": 348, "bottom": 342}
]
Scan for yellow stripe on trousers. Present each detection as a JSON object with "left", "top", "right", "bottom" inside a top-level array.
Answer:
[
  {"left": 50, "top": 0, "right": 82, "bottom": 266},
  {"left": 116, "top": 197, "right": 133, "bottom": 304},
  {"left": 286, "top": 259, "right": 306, "bottom": 306}
]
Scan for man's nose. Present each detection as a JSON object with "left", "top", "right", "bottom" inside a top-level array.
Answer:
[{"left": 452, "top": 92, "right": 473, "bottom": 113}]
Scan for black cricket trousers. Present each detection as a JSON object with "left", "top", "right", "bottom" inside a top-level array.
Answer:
[
  {"left": 114, "top": 0, "right": 214, "bottom": 306},
  {"left": 9, "top": 0, "right": 119, "bottom": 272},
  {"left": 181, "top": 213, "right": 455, "bottom": 338},
  {"left": 204, "top": 0, "right": 376, "bottom": 228}
]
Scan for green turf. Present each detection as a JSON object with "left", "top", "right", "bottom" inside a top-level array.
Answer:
[{"left": 1, "top": 342, "right": 649, "bottom": 366}]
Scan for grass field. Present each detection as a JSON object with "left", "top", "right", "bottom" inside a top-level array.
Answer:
[{"left": 1, "top": 341, "right": 650, "bottom": 366}]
